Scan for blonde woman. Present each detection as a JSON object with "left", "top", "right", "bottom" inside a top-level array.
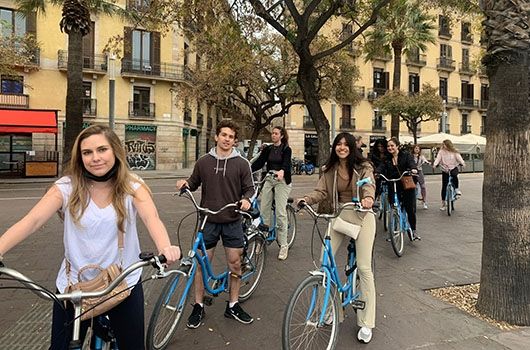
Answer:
[
  {"left": 412, "top": 145, "right": 430, "bottom": 209},
  {"left": 0, "top": 125, "right": 181, "bottom": 349},
  {"left": 433, "top": 139, "right": 465, "bottom": 210}
]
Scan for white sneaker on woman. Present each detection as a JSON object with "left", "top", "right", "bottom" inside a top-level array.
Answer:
[
  {"left": 278, "top": 245, "right": 288, "bottom": 260},
  {"left": 357, "top": 326, "right": 373, "bottom": 343}
]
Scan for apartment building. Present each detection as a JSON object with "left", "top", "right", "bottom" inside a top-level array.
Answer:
[
  {"left": 0, "top": 0, "right": 228, "bottom": 177},
  {"left": 286, "top": 13, "right": 487, "bottom": 164}
]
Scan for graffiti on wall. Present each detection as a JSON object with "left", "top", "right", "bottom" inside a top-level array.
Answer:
[{"left": 125, "top": 125, "right": 156, "bottom": 170}]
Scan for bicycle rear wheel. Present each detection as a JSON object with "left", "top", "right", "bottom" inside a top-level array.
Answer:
[
  {"left": 446, "top": 186, "right": 453, "bottom": 216},
  {"left": 146, "top": 272, "right": 191, "bottom": 350},
  {"left": 389, "top": 209, "right": 404, "bottom": 257},
  {"left": 239, "top": 234, "right": 267, "bottom": 302},
  {"left": 282, "top": 275, "right": 340, "bottom": 350},
  {"left": 286, "top": 205, "right": 297, "bottom": 248}
]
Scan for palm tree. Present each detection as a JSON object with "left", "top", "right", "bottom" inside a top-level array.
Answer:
[
  {"left": 15, "top": 0, "right": 131, "bottom": 165},
  {"left": 364, "top": 0, "right": 436, "bottom": 139}
]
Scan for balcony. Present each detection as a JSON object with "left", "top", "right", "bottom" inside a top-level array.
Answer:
[
  {"left": 303, "top": 116, "right": 315, "bottom": 130},
  {"left": 0, "top": 93, "right": 29, "bottom": 109},
  {"left": 479, "top": 100, "right": 489, "bottom": 111},
  {"left": 197, "top": 112, "right": 204, "bottom": 126},
  {"left": 58, "top": 50, "right": 108, "bottom": 74},
  {"left": 461, "top": 124, "right": 472, "bottom": 135},
  {"left": 459, "top": 98, "right": 479, "bottom": 110},
  {"left": 438, "top": 123, "right": 450, "bottom": 133},
  {"left": 446, "top": 96, "right": 460, "bottom": 108},
  {"left": 121, "top": 59, "right": 193, "bottom": 83},
  {"left": 406, "top": 53, "right": 427, "bottom": 68},
  {"left": 478, "top": 66, "right": 488, "bottom": 79},
  {"left": 82, "top": 98, "right": 97, "bottom": 117},
  {"left": 461, "top": 33, "right": 473, "bottom": 44},
  {"left": 459, "top": 62, "right": 476, "bottom": 76},
  {"left": 184, "top": 109, "right": 192, "bottom": 123},
  {"left": 354, "top": 86, "right": 365, "bottom": 99},
  {"left": 372, "top": 119, "right": 387, "bottom": 132},
  {"left": 372, "top": 52, "right": 392, "bottom": 62},
  {"left": 127, "top": 0, "right": 151, "bottom": 11},
  {"left": 128, "top": 101, "right": 155, "bottom": 118},
  {"left": 340, "top": 117, "right": 356, "bottom": 130},
  {"left": 438, "top": 28, "right": 452, "bottom": 39},
  {"left": 437, "top": 57, "right": 455, "bottom": 72}
]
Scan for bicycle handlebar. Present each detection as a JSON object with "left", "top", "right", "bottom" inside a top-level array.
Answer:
[
  {"left": 178, "top": 188, "right": 252, "bottom": 218},
  {"left": 377, "top": 171, "right": 415, "bottom": 182},
  {"left": 0, "top": 253, "right": 169, "bottom": 303},
  {"left": 298, "top": 201, "right": 375, "bottom": 220}
]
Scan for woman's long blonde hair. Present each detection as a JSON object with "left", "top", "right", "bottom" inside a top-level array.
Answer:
[
  {"left": 64, "top": 125, "right": 136, "bottom": 233},
  {"left": 442, "top": 139, "right": 459, "bottom": 153}
]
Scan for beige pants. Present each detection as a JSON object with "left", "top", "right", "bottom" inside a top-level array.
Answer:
[
  {"left": 261, "top": 176, "right": 291, "bottom": 246},
  {"left": 324, "top": 208, "right": 376, "bottom": 328}
]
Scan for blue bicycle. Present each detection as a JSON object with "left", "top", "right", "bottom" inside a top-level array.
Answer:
[
  {"left": 248, "top": 171, "right": 297, "bottom": 249},
  {"left": 298, "top": 161, "right": 315, "bottom": 175},
  {"left": 378, "top": 172, "right": 418, "bottom": 257},
  {"left": 146, "top": 189, "right": 266, "bottom": 350},
  {"left": 282, "top": 178, "right": 374, "bottom": 350},
  {"left": 445, "top": 172, "right": 458, "bottom": 216},
  {"left": 377, "top": 180, "right": 391, "bottom": 232}
]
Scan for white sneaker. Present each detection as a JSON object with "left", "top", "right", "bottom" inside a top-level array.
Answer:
[
  {"left": 357, "top": 326, "right": 373, "bottom": 343},
  {"left": 455, "top": 188, "right": 462, "bottom": 196},
  {"left": 278, "top": 245, "right": 288, "bottom": 260},
  {"left": 423, "top": 202, "right": 428, "bottom": 210},
  {"left": 440, "top": 205, "right": 446, "bottom": 211}
]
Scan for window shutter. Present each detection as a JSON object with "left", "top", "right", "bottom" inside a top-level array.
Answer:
[
  {"left": 123, "top": 27, "right": 132, "bottom": 60},
  {"left": 384, "top": 72, "right": 390, "bottom": 89},
  {"left": 25, "top": 11, "right": 37, "bottom": 35},
  {"left": 152, "top": 31, "right": 161, "bottom": 75}
]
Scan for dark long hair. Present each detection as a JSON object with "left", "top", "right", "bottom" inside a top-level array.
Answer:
[
  {"left": 324, "top": 132, "right": 366, "bottom": 181},
  {"left": 273, "top": 126, "right": 289, "bottom": 145}
]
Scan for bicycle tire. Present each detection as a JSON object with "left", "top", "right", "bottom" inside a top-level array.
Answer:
[
  {"left": 389, "top": 209, "right": 404, "bottom": 257},
  {"left": 446, "top": 185, "right": 453, "bottom": 216},
  {"left": 282, "top": 275, "right": 340, "bottom": 350},
  {"left": 146, "top": 272, "right": 191, "bottom": 350},
  {"left": 305, "top": 167, "right": 315, "bottom": 175},
  {"left": 286, "top": 205, "right": 297, "bottom": 248},
  {"left": 239, "top": 235, "right": 267, "bottom": 302}
]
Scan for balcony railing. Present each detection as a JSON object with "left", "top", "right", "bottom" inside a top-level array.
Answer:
[
  {"left": 184, "top": 109, "right": 192, "bottom": 123},
  {"left": 461, "top": 124, "right": 472, "bottom": 134},
  {"left": 58, "top": 50, "right": 108, "bottom": 73},
  {"left": 478, "top": 66, "right": 488, "bottom": 78},
  {"left": 439, "top": 123, "right": 450, "bottom": 133},
  {"left": 303, "top": 116, "right": 315, "bottom": 129},
  {"left": 0, "top": 93, "right": 29, "bottom": 109},
  {"left": 437, "top": 57, "right": 455, "bottom": 71},
  {"left": 406, "top": 53, "right": 427, "bottom": 67},
  {"left": 127, "top": 0, "right": 151, "bottom": 11},
  {"left": 438, "top": 28, "right": 452, "bottom": 39},
  {"left": 460, "top": 98, "right": 479, "bottom": 109},
  {"left": 459, "top": 62, "right": 476, "bottom": 75},
  {"left": 197, "top": 112, "right": 204, "bottom": 126},
  {"left": 372, "top": 119, "right": 386, "bottom": 132},
  {"left": 372, "top": 52, "right": 392, "bottom": 62},
  {"left": 121, "top": 59, "right": 193, "bottom": 82},
  {"left": 82, "top": 98, "right": 97, "bottom": 116},
  {"left": 461, "top": 33, "right": 473, "bottom": 44},
  {"left": 446, "top": 96, "right": 460, "bottom": 108},
  {"left": 128, "top": 101, "right": 155, "bottom": 118},
  {"left": 340, "top": 117, "right": 356, "bottom": 130},
  {"left": 480, "top": 100, "right": 489, "bottom": 111},
  {"left": 354, "top": 86, "right": 365, "bottom": 99}
]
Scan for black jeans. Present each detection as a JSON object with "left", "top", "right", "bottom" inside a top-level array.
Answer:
[
  {"left": 50, "top": 283, "right": 145, "bottom": 350},
  {"left": 441, "top": 168, "right": 460, "bottom": 201},
  {"left": 389, "top": 186, "right": 417, "bottom": 231}
]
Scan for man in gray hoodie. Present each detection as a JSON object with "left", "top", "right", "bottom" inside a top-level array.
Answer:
[{"left": 176, "top": 119, "right": 255, "bottom": 329}]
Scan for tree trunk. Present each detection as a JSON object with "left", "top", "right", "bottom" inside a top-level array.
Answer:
[
  {"left": 391, "top": 43, "right": 403, "bottom": 139},
  {"left": 62, "top": 30, "right": 85, "bottom": 168},
  {"left": 247, "top": 126, "right": 261, "bottom": 161},
  {"left": 298, "top": 61, "right": 330, "bottom": 168},
  {"left": 477, "top": 1, "right": 530, "bottom": 325}
]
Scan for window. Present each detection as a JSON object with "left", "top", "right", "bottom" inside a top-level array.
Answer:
[
  {"left": 132, "top": 29, "right": 151, "bottom": 70},
  {"left": 373, "top": 110, "right": 385, "bottom": 130},
  {"left": 1, "top": 76, "right": 23, "bottom": 94},
  {"left": 133, "top": 86, "right": 151, "bottom": 117},
  {"left": 461, "top": 114, "right": 469, "bottom": 134},
  {"left": 439, "top": 78, "right": 448, "bottom": 101},
  {"left": 373, "top": 69, "right": 389, "bottom": 90},
  {"left": 461, "top": 22, "right": 472, "bottom": 42},
  {"left": 409, "top": 74, "right": 420, "bottom": 94},
  {"left": 480, "top": 84, "right": 489, "bottom": 101},
  {"left": 439, "top": 15, "right": 451, "bottom": 37},
  {"left": 0, "top": 8, "right": 26, "bottom": 36},
  {"left": 440, "top": 44, "right": 452, "bottom": 58},
  {"left": 461, "top": 81, "right": 474, "bottom": 100},
  {"left": 184, "top": 42, "right": 190, "bottom": 66},
  {"left": 82, "top": 21, "right": 95, "bottom": 68},
  {"left": 82, "top": 82, "right": 94, "bottom": 115},
  {"left": 341, "top": 104, "right": 352, "bottom": 128},
  {"left": 462, "top": 48, "right": 470, "bottom": 67}
]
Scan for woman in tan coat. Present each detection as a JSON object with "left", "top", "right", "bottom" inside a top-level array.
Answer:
[{"left": 297, "top": 132, "right": 377, "bottom": 344}]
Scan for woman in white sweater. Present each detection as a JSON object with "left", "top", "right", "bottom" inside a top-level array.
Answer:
[{"left": 433, "top": 139, "right": 465, "bottom": 210}]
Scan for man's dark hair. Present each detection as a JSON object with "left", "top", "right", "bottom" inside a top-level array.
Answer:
[{"left": 216, "top": 119, "right": 240, "bottom": 139}]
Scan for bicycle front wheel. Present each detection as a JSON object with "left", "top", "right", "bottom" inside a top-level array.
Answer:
[
  {"left": 146, "top": 272, "right": 191, "bottom": 350},
  {"left": 282, "top": 275, "right": 340, "bottom": 350},
  {"left": 389, "top": 209, "right": 404, "bottom": 257},
  {"left": 286, "top": 205, "right": 297, "bottom": 248},
  {"left": 239, "top": 234, "right": 267, "bottom": 302},
  {"left": 446, "top": 186, "right": 453, "bottom": 216}
]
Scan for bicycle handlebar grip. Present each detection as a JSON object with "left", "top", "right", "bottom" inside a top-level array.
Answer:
[
  {"left": 356, "top": 177, "right": 372, "bottom": 187},
  {"left": 158, "top": 255, "right": 167, "bottom": 264}
]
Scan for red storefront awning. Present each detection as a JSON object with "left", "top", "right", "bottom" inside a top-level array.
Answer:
[{"left": 0, "top": 109, "right": 58, "bottom": 134}]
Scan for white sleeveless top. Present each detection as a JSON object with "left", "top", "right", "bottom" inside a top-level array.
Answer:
[{"left": 55, "top": 176, "right": 142, "bottom": 293}]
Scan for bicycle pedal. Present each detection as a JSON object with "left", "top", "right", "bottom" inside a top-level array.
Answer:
[
  {"left": 351, "top": 300, "right": 365, "bottom": 310},
  {"left": 203, "top": 295, "right": 214, "bottom": 306}
]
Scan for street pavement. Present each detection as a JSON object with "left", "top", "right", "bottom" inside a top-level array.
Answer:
[{"left": 0, "top": 172, "right": 528, "bottom": 349}]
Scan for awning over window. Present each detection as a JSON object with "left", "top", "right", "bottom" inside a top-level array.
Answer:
[{"left": 0, "top": 109, "right": 58, "bottom": 133}]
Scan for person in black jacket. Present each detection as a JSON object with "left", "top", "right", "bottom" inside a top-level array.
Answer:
[
  {"left": 251, "top": 126, "right": 292, "bottom": 260},
  {"left": 370, "top": 138, "right": 390, "bottom": 200},
  {"left": 376, "top": 137, "right": 420, "bottom": 240}
]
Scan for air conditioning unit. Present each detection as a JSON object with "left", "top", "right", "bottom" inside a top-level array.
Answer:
[
  {"left": 143, "top": 65, "right": 152, "bottom": 71},
  {"left": 367, "top": 91, "right": 377, "bottom": 100}
]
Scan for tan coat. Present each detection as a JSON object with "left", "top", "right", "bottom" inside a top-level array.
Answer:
[{"left": 303, "top": 162, "right": 376, "bottom": 213}]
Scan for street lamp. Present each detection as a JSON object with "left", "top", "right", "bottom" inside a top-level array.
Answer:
[
  {"left": 331, "top": 102, "right": 336, "bottom": 141},
  {"left": 108, "top": 54, "right": 116, "bottom": 130},
  {"left": 441, "top": 99, "right": 447, "bottom": 133}
]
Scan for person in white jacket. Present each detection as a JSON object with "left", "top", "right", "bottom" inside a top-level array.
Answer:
[{"left": 432, "top": 139, "right": 465, "bottom": 210}]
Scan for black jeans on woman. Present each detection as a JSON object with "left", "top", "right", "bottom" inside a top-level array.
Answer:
[
  {"left": 389, "top": 186, "right": 416, "bottom": 231},
  {"left": 441, "top": 168, "right": 459, "bottom": 200},
  {"left": 50, "top": 283, "right": 145, "bottom": 350}
]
